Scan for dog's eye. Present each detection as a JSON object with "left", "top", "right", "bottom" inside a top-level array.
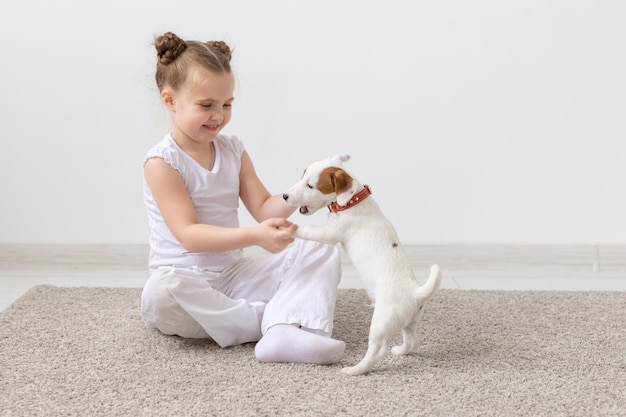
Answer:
[{"left": 307, "top": 184, "right": 313, "bottom": 189}]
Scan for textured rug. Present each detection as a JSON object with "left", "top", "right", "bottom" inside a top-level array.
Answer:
[{"left": 1, "top": 286, "right": 625, "bottom": 417}]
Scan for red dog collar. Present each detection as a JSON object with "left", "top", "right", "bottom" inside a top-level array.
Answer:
[{"left": 328, "top": 185, "right": 372, "bottom": 212}]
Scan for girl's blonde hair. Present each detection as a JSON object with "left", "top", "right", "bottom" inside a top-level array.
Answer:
[{"left": 154, "top": 32, "right": 232, "bottom": 91}]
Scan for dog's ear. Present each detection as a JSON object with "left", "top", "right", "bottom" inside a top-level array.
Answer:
[
  {"left": 317, "top": 167, "right": 356, "bottom": 205},
  {"left": 330, "top": 154, "right": 350, "bottom": 166},
  {"left": 333, "top": 169, "right": 358, "bottom": 206}
]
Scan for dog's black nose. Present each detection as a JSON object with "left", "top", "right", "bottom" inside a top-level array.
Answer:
[{"left": 282, "top": 194, "right": 289, "bottom": 201}]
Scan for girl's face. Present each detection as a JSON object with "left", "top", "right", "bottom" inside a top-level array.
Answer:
[{"left": 163, "top": 67, "right": 235, "bottom": 147}]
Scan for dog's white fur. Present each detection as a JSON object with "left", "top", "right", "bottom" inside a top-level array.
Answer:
[{"left": 283, "top": 154, "right": 442, "bottom": 375}]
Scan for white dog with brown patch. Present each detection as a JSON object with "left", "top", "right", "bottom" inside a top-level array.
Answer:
[{"left": 283, "top": 154, "right": 442, "bottom": 375}]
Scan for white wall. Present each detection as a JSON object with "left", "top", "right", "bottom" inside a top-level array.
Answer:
[{"left": 1, "top": 0, "right": 624, "bottom": 244}]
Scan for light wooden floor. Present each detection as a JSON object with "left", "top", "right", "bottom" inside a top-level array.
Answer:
[{"left": 1, "top": 244, "right": 625, "bottom": 312}]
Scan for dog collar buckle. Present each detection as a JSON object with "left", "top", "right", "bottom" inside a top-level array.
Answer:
[{"left": 328, "top": 185, "right": 372, "bottom": 213}]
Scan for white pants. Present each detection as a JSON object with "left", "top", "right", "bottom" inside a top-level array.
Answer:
[{"left": 141, "top": 240, "right": 341, "bottom": 347}]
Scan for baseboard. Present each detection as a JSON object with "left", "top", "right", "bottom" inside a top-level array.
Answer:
[{"left": 1, "top": 243, "right": 624, "bottom": 273}]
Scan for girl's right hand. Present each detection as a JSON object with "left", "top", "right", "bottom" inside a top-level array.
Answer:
[{"left": 255, "top": 218, "right": 298, "bottom": 253}]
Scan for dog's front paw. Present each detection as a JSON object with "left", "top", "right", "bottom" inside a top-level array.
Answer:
[
  {"left": 294, "top": 225, "right": 317, "bottom": 241},
  {"left": 293, "top": 225, "right": 335, "bottom": 245},
  {"left": 294, "top": 226, "right": 307, "bottom": 239}
]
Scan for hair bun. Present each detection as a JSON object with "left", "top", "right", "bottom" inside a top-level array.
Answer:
[
  {"left": 207, "top": 41, "right": 232, "bottom": 62},
  {"left": 155, "top": 32, "right": 187, "bottom": 65}
]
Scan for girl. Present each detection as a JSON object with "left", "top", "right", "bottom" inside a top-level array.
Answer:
[{"left": 140, "top": 32, "right": 345, "bottom": 365}]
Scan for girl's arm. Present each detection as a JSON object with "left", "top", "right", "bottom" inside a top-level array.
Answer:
[
  {"left": 238, "top": 151, "right": 297, "bottom": 221},
  {"left": 144, "top": 156, "right": 296, "bottom": 254}
]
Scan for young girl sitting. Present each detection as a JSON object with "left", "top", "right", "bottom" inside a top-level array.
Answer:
[{"left": 140, "top": 32, "right": 345, "bottom": 365}]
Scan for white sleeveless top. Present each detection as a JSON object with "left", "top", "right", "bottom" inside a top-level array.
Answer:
[{"left": 143, "top": 134, "right": 245, "bottom": 272}]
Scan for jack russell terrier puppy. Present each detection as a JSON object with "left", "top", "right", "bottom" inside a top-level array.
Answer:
[{"left": 283, "top": 154, "right": 442, "bottom": 375}]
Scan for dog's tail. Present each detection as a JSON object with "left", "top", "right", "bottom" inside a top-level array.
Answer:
[{"left": 415, "top": 264, "right": 442, "bottom": 300}]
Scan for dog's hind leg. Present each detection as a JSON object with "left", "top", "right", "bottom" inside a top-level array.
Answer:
[
  {"left": 341, "top": 317, "right": 390, "bottom": 375},
  {"left": 391, "top": 323, "right": 418, "bottom": 356},
  {"left": 342, "top": 339, "right": 387, "bottom": 376},
  {"left": 391, "top": 305, "right": 424, "bottom": 356},
  {"left": 391, "top": 321, "right": 419, "bottom": 355}
]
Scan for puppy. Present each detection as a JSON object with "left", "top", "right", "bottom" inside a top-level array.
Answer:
[{"left": 283, "top": 154, "right": 442, "bottom": 375}]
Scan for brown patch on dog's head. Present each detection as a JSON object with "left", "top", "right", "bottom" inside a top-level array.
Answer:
[{"left": 316, "top": 167, "right": 353, "bottom": 196}]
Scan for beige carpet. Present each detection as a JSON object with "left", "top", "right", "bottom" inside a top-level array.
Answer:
[{"left": 1, "top": 285, "right": 625, "bottom": 417}]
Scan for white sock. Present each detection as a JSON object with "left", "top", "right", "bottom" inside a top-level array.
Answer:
[{"left": 255, "top": 324, "right": 345, "bottom": 365}]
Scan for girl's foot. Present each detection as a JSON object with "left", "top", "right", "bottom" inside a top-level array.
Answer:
[{"left": 255, "top": 324, "right": 345, "bottom": 364}]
